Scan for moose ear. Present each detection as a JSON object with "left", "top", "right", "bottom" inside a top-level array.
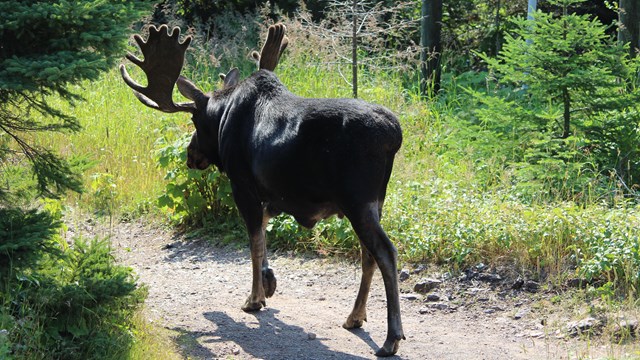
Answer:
[
  {"left": 223, "top": 68, "right": 240, "bottom": 88},
  {"left": 177, "top": 76, "right": 205, "bottom": 102}
]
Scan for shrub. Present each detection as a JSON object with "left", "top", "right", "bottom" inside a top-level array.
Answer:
[
  {"left": 155, "top": 121, "right": 236, "bottom": 226},
  {"left": 1, "top": 206, "right": 145, "bottom": 359}
]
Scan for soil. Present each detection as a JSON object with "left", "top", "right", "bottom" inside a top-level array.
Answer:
[{"left": 81, "top": 220, "right": 640, "bottom": 360}]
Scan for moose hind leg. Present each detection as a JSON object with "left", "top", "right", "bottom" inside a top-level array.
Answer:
[
  {"left": 262, "top": 204, "right": 280, "bottom": 298},
  {"left": 343, "top": 246, "right": 376, "bottom": 329},
  {"left": 348, "top": 203, "right": 404, "bottom": 357}
]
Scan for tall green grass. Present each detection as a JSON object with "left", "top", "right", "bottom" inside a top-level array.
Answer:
[{"left": 34, "top": 70, "right": 191, "bottom": 217}]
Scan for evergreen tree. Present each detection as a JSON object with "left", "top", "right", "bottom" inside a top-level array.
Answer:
[
  {"left": 0, "top": 0, "right": 150, "bottom": 201},
  {"left": 472, "top": 0, "right": 640, "bottom": 200},
  {"left": 1, "top": 3, "right": 151, "bottom": 357}
]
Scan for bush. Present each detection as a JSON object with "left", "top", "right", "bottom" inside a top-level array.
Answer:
[
  {"left": 1, "top": 206, "right": 145, "bottom": 359},
  {"left": 155, "top": 120, "right": 236, "bottom": 226},
  {"left": 383, "top": 178, "right": 640, "bottom": 293},
  {"left": 0, "top": 208, "right": 61, "bottom": 279}
]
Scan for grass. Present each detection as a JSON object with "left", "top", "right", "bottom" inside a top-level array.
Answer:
[
  {"left": 34, "top": 70, "right": 186, "bottom": 219},
  {"left": 128, "top": 310, "right": 182, "bottom": 360}
]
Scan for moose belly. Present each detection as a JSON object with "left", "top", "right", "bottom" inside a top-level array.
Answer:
[{"left": 266, "top": 201, "right": 344, "bottom": 229}]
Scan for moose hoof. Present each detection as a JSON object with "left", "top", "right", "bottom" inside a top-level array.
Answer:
[
  {"left": 342, "top": 314, "right": 366, "bottom": 329},
  {"left": 375, "top": 338, "right": 402, "bottom": 357},
  {"left": 262, "top": 267, "right": 277, "bottom": 298},
  {"left": 241, "top": 297, "right": 265, "bottom": 312}
]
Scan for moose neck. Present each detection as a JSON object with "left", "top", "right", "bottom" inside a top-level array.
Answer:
[{"left": 206, "top": 70, "right": 289, "bottom": 178}]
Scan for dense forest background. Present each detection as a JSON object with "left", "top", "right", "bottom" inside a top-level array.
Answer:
[{"left": 1, "top": 0, "right": 639, "bottom": 358}]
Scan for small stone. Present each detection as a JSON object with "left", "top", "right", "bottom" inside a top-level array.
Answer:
[
  {"left": 308, "top": 333, "right": 317, "bottom": 340},
  {"left": 428, "top": 303, "right": 449, "bottom": 311},
  {"left": 426, "top": 294, "right": 441, "bottom": 302},
  {"left": 476, "top": 273, "right": 502, "bottom": 283},
  {"left": 484, "top": 308, "right": 496, "bottom": 314},
  {"left": 414, "top": 278, "right": 441, "bottom": 294},
  {"left": 514, "top": 308, "right": 529, "bottom": 320},
  {"left": 460, "top": 270, "right": 478, "bottom": 281},
  {"left": 465, "top": 287, "right": 485, "bottom": 295},
  {"left": 401, "top": 293, "right": 420, "bottom": 301},
  {"left": 512, "top": 278, "right": 524, "bottom": 290},
  {"left": 529, "top": 331, "right": 545, "bottom": 338},
  {"left": 411, "top": 264, "right": 427, "bottom": 274},
  {"left": 399, "top": 269, "right": 410, "bottom": 282},
  {"left": 418, "top": 307, "right": 431, "bottom": 314},
  {"left": 614, "top": 320, "right": 638, "bottom": 339},
  {"left": 524, "top": 280, "right": 539, "bottom": 293},
  {"left": 232, "top": 347, "right": 241, "bottom": 355}
]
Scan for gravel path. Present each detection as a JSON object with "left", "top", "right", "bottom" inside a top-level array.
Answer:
[{"left": 94, "top": 221, "right": 637, "bottom": 360}]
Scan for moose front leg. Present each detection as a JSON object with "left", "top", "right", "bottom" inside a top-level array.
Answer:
[
  {"left": 262, "top": 248, "right": 277, "bottom": 298},
  {"left": 243, "top": 231, "right": 265, "bottom": 311},
  {"left": 242, "top": 210, "right": 276, "bottom": 312}
]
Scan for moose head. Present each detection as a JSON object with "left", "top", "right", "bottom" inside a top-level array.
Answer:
[{"left": 120, "top": 24, "right": 288, "bottom": 171}]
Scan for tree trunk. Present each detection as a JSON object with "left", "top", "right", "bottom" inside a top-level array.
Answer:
[
  {"left": 495, "top": 0, "right": 502, "bottom": 54},
  {"left": 420, "top": 0, "right": 443, "bottom": 97},
  {"left": 562, "top": 87, "right": 571, "bottom": 139},
  {"left": 619, "top": 0, "right": 640, "bottom": 58},
  {"left": 352, "top": 0, "right": 358, "bottom": 98}
]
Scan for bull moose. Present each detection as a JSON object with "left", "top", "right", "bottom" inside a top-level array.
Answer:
[{"left": 120, "top": 23, "right": 405, "bottom": 356}]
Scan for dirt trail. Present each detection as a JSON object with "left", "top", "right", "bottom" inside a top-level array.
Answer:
[{"left": 100, "top": 221, "right": 636, "bottom": 359}]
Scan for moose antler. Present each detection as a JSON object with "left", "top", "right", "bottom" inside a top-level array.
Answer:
[
  {"left": 251, "top": 23, "right": 289, "bottom": 71},
  {"left": 120, "top": 24, "right": 196, "bottom": 113}
]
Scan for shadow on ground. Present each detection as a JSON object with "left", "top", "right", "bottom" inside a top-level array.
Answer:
[{"left": 169, "top": 307, "right": 405, "bottom": 359}]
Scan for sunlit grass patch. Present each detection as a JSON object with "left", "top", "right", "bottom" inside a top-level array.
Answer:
[
  {"left": 129, "top": 310, "right": 182, "bottom": 360},
  {"left": 33, "top": 70, "right": 185, "bottom": 217}
]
